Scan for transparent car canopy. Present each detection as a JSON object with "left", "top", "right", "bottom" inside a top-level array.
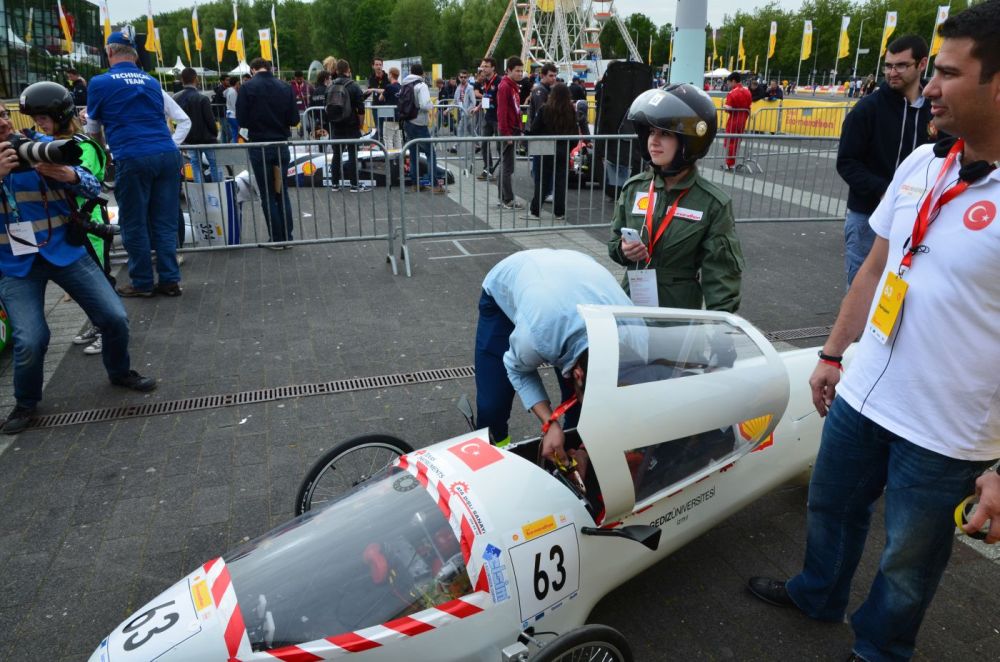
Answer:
[{"left": 225, "top": 467, "right": 472, "bottom": 652}]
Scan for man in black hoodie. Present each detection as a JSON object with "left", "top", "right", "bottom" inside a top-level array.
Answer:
[{"left": 837, "top": 35, "right": 933, "bottom": 286}]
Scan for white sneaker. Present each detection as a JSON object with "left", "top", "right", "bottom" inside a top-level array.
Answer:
[
  {"left": 83, "top": 335, "right": 103, "bottom": 355},
  {"left": 73, "top": 325, "right": 99, "bottom": 345},
  {"left": 501, "top": 200, "right": 524, "bottom": 210},
  {"left": 544, "top": 193, "right": 554, "bottom": 203}
]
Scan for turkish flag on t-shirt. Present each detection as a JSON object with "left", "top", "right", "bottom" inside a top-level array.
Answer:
[{"left": 447, "top": 438, "right": 504, "bottom": 472}]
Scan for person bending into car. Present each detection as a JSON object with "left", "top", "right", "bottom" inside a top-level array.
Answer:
[
  {"left": 608, "top": 85, "right": 744, "bottom": 313},
  {"left": 474, "top": 249, "right": 631, "bottom": 462},
  {"left": 0, "top": 104, "right": 156, "bottom": 434}
]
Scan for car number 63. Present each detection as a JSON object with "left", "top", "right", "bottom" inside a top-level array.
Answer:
[
  {"left": 509, "top": 523, "right": 580, "bottom": 622},
  {"left": 121, "top": 600, "right": 180, "bottom": 651}
]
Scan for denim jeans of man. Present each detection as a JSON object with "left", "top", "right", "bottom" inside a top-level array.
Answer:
[
  {"left": 0, "top": 255, "right": 130, "bottom": 409},
  {"left": 481, "top": 119, "right": 498, "bottom": 172},
  {"left": 498, "top": 141, "right": 516, "bottom": 203},
  {"left": 403, "top": 122, "right": 436, "bottom": 187},
  {"left": 249, "top": 144, "right": 294, "bottom": 242},
  {"left": 786, "top": 397, "right": 992, "bottom": 662},
  {"left": 530, "top": 155, "right": 554, "bottom": 201},
  {"left": 115, "top": 149, "right": 183, "bottom": 291},
  {"left": 186, "top": 148, "right": 222, "bottom": 183},
  {"left": 227, "top": 118, "right": 240, "bottom": 144},
  {"left": 474, "top": 290, "right": 578, "bottom": 445},
  {"left": 844, "top": 209, "right": 876, "bottom": 288}
]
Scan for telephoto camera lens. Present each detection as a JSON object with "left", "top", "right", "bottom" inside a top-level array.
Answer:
[{"left": 7, "top": 135, "right": 83, "bottom": 170}]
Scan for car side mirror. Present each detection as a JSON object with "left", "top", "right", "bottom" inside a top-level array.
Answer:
[{"left": 581, "top": 524, "right": 661, "bottom": 551}]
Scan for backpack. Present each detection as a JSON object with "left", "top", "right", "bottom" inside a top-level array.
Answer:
[
  {"left": 397, "top": 81, "right": 419, "bottom": 122},
  {"left": 325, "top": 79, "right": 355, "bottom": 124}
]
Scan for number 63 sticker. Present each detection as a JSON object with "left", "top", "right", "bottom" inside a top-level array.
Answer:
[{"left": 508, "top": 523, "right": 580, "bottom": 622}]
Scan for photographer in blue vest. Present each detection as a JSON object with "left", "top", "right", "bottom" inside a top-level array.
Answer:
[{"left": 0, "top": 99, "right": 156, "bottom": 435}]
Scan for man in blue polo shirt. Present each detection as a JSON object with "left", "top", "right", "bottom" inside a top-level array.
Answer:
[
  {"left": 0, "top": 106, "right": 156, "bottom": 434},
  {"left": 87, "top": 31, "right": 183, "bottom": 297}
]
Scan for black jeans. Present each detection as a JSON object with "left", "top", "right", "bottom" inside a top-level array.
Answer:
[
  {"left": 331, "top": 126, "right": 362, "bottom": 187},
  {"left": 481, "top": 119, "right": 498, "bottom": 172},
  {"left": 530, "top": 143, "right": 568, "bottom": 216},
  {"left": 498, "top": 141, "right": 516, "bottom": 204}
]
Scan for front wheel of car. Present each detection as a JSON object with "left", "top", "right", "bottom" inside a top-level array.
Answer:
[
  {"left": 294, "top": 434, "right": 413, "bottom": 516},
  {"left": 530, "top": 624, "right": 633, "bottom": 662}
]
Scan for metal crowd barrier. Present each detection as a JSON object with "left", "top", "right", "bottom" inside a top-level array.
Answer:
[
  {"left": 170, "top": 136, "right": 403, "bottom": 274},
  {"left": 391, "top": 132, "right": 847, "bottom": 275}
]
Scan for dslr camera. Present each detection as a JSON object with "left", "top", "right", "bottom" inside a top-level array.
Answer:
[{"left": 5, "top": 134, "right": 83, "bottom": 173}]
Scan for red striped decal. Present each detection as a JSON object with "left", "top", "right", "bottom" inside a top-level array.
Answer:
[
  {"left": 415, "top": 462, "right": 429, "bottom": 487},
  {"left": 435, "top": 481, "right": 452, "bottom": 519},
  {"left": 474, "top": 565, "right": 490, "bottom": 593},
  {"left": 397, "top": 455, "right": 409, "bottom": 471},
  {"left": 223, "top": 605, "right": 246, "bottom": 658},
  {"left": 459, "top": 517, "right": 474, "bottom": 562},
  {"left": 383, "top": 615, "right": 436, "bottom": 637},
  {"left": 266, "top": 645, "right": 323, "bottom": 662},
  {"left": 211, "top": 566, "right": 231, "bottom": 607},
  {"left": 326, "top": 632, "right": 381, "bottom": 653},
  {"left": 436, "top": 597, "right": 484, "bottom": 619},
  {"left": 634, "top": 504, "right": 653, "bottom": 514},
  {"left": 202, "top": 558, "right": 217, "bottom": 575},
  {"left": 600, "top": 520, "right": 622, "bottom": 529}
]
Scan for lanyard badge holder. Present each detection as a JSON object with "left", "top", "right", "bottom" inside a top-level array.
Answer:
[
  {"left": 868, "top": 139, "right": 969, "bottom": 344},
  {"left": 626, "top": 181, "right": 689, "bottom": 308}
]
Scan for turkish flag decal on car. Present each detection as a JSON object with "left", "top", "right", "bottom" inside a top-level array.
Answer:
[{"left": 448, "top": 438, "right": 504, "bottom": 471}]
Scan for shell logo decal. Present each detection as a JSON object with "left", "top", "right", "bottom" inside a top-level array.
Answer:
[
  {"left": 739, "top": 414, "right": 775, "bottom": 452},
  {"left": 301, "top": 161, "right": 316, "bottom": 176},
  {"left": 695, "top": 120, "right": 708, "bottom": 137}
]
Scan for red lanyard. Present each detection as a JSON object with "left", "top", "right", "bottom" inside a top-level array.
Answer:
[
  {"left": 900, "top": 139, "right": 968, "bottom": 272},
  {"left": 541, "top": 395, "right": 578, "bottom": 434},
  {"left": 643, "top": 180, "right": 689, "bottom": 264}
]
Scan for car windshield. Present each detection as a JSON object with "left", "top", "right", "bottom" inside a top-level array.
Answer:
[{"left": 224, "top": 466, "right": 471, "bottom": 652}]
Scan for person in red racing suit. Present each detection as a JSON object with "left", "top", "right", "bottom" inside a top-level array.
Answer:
[{"left": 722, "top": 72, "right": 752, "bottom": 169}]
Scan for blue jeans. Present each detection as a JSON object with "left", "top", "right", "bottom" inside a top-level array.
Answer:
[
  {"left": 474, "top": 291, "right": 577, "bottom": 443},
  {"left": 0, "top": 255, "right": 131, "bottom": 409},
  {"left": 404, "top": 122, "right": 436, "bottom": 186},
  {"left": 227, "top": 117, "right": 240, "bottom": 143},
  {"left": 248, "top": 144, "right": 294, "bottom": 242},
  {"left": 186, "top": 148, "right": 222, "bottom": 183},
  {"left": 845, "top": 209, "right": 876, "bottom": 289},
  {"left": 786, "top": 398, "right": 993, "bottom": 662},
  {"left": 115, "top": 150, "right": 183, "bottom": 290}
]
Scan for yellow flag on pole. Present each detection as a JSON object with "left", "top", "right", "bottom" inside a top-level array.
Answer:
[
  {"left": 192, "top": 5, "right": 203, "bottom": 52},
  {"left": 183, "top": 27, "right": 192, "bottom": 64},
  {"left": 801, "top": 20, "right": 813, "bottom": 61},
  {"left": 144, "top": 1, "right": 156, "bottom": 53},
  {"left": 838, "top": 16, "right": 851, "bottom": 59},
  {"left": 237, "top": 28, "right": 246, "bottom": 62},
  {"left": 227, "top": 1, "right": 241, "bottom": 55},
  {"left": 738, "top": 27, "right": 746, "bottom": 70},
  {"left": 57, "top": 0, "right": 73, "bottom": 52},
  {"left": 768, "top": 21, "right": 777, "bottom": 59},
  {"left": 930, "top": 5, "right": 950, "bottom": 56},
  {"left": 215, "top": 28, "right": 227, "bottom": 64},
  {"left": 880, "top": 11, "right": 897, "bottom": 56},
  {"left": 271, "top": 4, "right": 278, "bottom": 51},
  {"left": 154, "top": 27, "right": 163, "bottom": 61},
  {"left": 25, "top": 7, "right": 34, "bottom": 44},
  {"left": 258, "top": 28, "right": 272, "bottom": 61},
  {"left": 712, "top": 28, "right": 718, "bottom": 68},
  {"left": 100, "top": 0, "right": 112, "bottom": 43}
]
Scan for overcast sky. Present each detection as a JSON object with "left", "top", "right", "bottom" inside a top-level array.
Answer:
[{"left": 107, "top": 0, "right": 804, "bottom": 31}]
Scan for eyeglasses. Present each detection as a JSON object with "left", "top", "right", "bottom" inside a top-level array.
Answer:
[{"left": 883, "top": 61, "right": 916, "bottom": 73}]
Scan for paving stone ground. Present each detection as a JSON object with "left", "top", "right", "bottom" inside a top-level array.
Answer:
[{"left": 0, "top": 219, "right": 997, "bottom": 661}]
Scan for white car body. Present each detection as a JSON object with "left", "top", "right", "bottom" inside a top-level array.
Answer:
[{"left": 90, "top": 306, "right": 841, "bottom": 661}]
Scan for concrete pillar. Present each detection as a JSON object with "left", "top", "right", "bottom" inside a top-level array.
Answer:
[{"left": 670, "top": 0, "right": 708, "bottom": 87}]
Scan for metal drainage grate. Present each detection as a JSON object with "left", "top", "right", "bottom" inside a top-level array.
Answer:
[
  {"left": 24, "top": 325, "right": 832, "bottom": 432},
  {"left": 27, "top": 365, "right": 477, "bottom": 431},
  {"left": 764, "top": 325, "right": 833, "bottom": 342}
]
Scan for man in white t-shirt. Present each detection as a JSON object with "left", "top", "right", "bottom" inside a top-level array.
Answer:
[{"left": 747, "top": 4, "right": 1000, "bottom": 661}]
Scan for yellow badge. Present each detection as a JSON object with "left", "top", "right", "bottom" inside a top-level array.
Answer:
[{"left": 868, "top": 271, "right": 908, "bottom": 344}]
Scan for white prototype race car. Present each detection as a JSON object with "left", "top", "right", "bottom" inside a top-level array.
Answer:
[{"left": 89, "top": 306, "right": 838, "bottom": 662}]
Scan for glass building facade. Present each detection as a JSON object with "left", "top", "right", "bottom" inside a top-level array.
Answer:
[{"left": 1, "top": 0, "right": 101, "bottom": 98}]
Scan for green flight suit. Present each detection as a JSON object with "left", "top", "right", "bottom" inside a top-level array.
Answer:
[{"left": 608, "top": 166, "right": 744, "bottom": 312}]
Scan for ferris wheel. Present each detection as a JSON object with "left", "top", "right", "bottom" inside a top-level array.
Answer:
[{"left": 486, "top": 0, "right": 642, "bottom": 74}]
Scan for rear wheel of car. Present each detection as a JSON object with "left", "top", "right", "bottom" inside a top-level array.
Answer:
[
  {"left": 531, "top": 624, "right": 633, "bottom": 662},
  {"left": 294, "top": 435, "right": 413, "bottom": 516}
]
